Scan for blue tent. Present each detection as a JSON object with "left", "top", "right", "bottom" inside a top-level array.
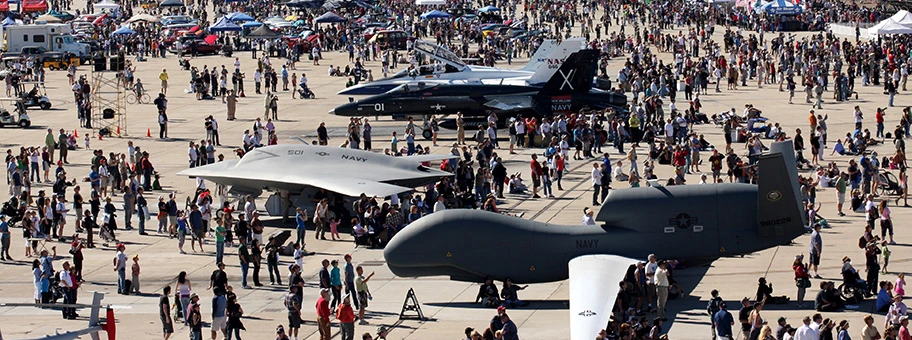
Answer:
[
  {"left": 227, "top": 12, "right": 254, "bottom": 22},
  {"left": 1, "top": 17, "right": 16, "bottom": 26},
  {"left": 285, "top": 0, "right": 323, "bottom": 8},
  {"left": 210, "top": 16, "right": 242, "bottom": 32},
  {"left": 241, "top": 21, "right": 263, "bottom": 28},
  {"left": 762, "top": 0, "right": 802, "bottom": 15},
  {"left": 420, "top": 9, "right": 451, "bottom": 19},
  {"left": 477, "top": 5, "right": 500, "bottom": 12},
  {"left": 314, "top": 11, "right": 346, "bottom": 23},
  {"left": 111, "top": 26, "right": 137, "bottom": 35}
]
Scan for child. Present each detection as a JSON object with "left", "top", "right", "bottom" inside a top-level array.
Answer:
[
  {"left": 131, "top": 255, "right": 141, "bottom": 294},
  {"left": 293, "top": 243, "right": 303, "bottom": 270},
  {"left": 882, "top": 241, "right": 891, "bottom": 274},
  {"left": 329, "top": 218, "right": 341, "bottom": 240},
  {"left": 84, "top": 135, "right": 90, "bottom": 149}
]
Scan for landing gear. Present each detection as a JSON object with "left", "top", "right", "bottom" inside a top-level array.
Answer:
[
  {"left": 422, "top": 129, "right": 433, "bottom": 140},
  {"left": 421, "top": 114, "right": 432, "bottom": 140}
]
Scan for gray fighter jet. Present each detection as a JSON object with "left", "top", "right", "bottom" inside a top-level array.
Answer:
[
  {"left": 177, "top": 144, "right": 452, "bottom": 215},
  {"left": 383, "top": 140, "right": 806, "bottom": 340}
]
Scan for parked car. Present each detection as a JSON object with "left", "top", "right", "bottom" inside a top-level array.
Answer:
[{"left": 168, "top": 39, "right": 221, "bottom": 56}]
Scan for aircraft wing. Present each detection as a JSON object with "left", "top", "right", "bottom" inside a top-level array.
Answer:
[
  {"left": 568, "top": 255, "right": 638, "bottom": 340},
  {"left": 178, "top": 164, "right": 415, "bottom": 197},
  {"left": 483, "top": 96, "right": 534, "bottom": 112}
]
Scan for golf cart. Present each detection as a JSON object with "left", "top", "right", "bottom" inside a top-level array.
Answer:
[
  {"left": 18, "top": 82, "right": 51, "bottom": 110},
  {"left": 0, "top": 97, "right": 31, "bottom": 128}
]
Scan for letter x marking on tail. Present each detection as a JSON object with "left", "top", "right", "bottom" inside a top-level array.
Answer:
[{"left": 559, "top": 69, "right": 575, "bottom": 91}]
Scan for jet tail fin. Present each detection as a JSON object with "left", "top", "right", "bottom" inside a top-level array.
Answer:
[
  {"left": 526, "top": 38, "right": 586, "bottom": 84},
  {"left": 757, "top": 140, "right": 806, "bottom": 238},
  {"left": 536, "top": 49, "right": 599, "bottom": 96},
  {"left": 520, "top": 40, "right": 557, "bottom": 72}
]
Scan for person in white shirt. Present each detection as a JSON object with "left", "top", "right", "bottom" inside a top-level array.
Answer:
[
  {"left": 645, "top": 254, "right": 658, "bottom": 311},
  {"left": 187, "top": 142, "right": 198, "bottom": 168},
  {"left": 613, "top": 161, "right": 629, "bottom": 181},
  {"left": 581, "top": 207, "right": 595, "bottom": 225},
  {"left": 793, "top": 316, "right": 817, "bottom": 340},
  {"left": 433, "top": 195, "right": 446, "bottom": 213},
  {"left": 55, "top": 195, "right": 69, "bottom": 239},
  {"left": 591, "top": 163, "right": 603, "bottom": 206},
  {"left": 655, "top": 260, "right": 670, "bottom": 319},
  {"left": 664, "top": 119, "right": 675, "bottom": 143}
]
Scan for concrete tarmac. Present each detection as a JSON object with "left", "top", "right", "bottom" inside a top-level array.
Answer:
[{"left": 0, "top": 12, "right": 909, "bottom": 340}]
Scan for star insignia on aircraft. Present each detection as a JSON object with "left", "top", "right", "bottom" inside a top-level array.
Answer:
[
  {"left": 578, "top": 310, "right": 597, "bottom": 317},
  {"left": 431, "top": 103, "right": 446, "bottom": 111},
  {"left": 315, "top": 152, "right": 330, "bottom": 157},
  {"left": 669, "top": 213, "right": 698, "bottom": 229}
]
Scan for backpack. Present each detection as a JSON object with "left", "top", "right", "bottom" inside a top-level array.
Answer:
[
  {"left": 707, "top": 296, "right": 722, "bottom": 316},
  {"left": 859, "top": 236, "right": 868, "bottom": 249}
]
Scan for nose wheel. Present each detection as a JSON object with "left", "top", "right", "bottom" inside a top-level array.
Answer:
[{"left": 422, "top": 129, "right": 433, "bottom": 140}]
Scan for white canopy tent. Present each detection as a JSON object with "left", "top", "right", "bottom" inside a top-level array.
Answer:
[
  {"left": 94, "top": 0, "right": 120, "bottom": 10},
  {"left": 415, "top": 0, "right": 445, "bottom": 5},
  {"left": 891, "top": 10, "right": 912, "bottom": 26},
  {"left": 868, "top": 18, "right": 912, "bottom": 37}
]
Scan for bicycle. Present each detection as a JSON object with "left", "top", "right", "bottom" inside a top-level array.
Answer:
[{"left": 125, "top": 88, "right": 150, "bottom": 104}]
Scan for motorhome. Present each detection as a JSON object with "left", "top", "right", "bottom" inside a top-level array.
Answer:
[{"left": 4, "top": 24, "right": 90, "bottom": 57}]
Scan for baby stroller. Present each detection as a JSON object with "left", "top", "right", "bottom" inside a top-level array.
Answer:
[
  {"left": 1, "top": 196, "right": 23, "bottom": 225},
  {"left": 875, "top": 171, "right": 903, "bottom": 196},
  {"left": 99, "top": 213, "right": 118, "bottom": 246}
]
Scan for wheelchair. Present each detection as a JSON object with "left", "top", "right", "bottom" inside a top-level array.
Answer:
[{"left": 838, "top": 270, "right": 869, "bottom": 304}]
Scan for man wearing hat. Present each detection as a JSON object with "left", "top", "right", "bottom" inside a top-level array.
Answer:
[
  {"left": 713, "top": 301, "right": 734, "bottom": 340},
  {"left": 338, "top": 293, "right": 356, "bottom": 340},
  {"left": 316, "top": 288, "right": 331, "bottom": 340},
  {"left": 113, "top": 243, "right": 127, "bottom": 294},
  {"left": 285, "top": 285, "right": 302, "bottom": 339},
  {"left": 375, "top": 325, "right": 390, "bottom": 339}
]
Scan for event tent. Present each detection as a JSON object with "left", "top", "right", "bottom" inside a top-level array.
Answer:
[
  {"left": 420, "top": 9, "right": 451, "bottom": 19},
  {"left": 94, "top": 0, "right": 119, "bottom": 10},
  {"left": 246, "top": 25, "right": 281, "bottom": 38},
  {"left": 112, "top": 26, "right": 137, "bottom": 35},
  {"left": 35, "top": 14, "right": 62, "bottom": 22},
  {"left": 314, "top": 11, "right": 346, "bottom": 23},
  {"left": 761, "top": 0, "right": 802, "bottom": 15},
  {"left": 241, "top": 21, "right": 263, "bottom": 27},
  {"left": 126, "top": 13, "right": 159, "bottom": 23},
  {"left": 210, "top": 16, "right": 242, "bottom": 31},
  {"left": 415, "top": 0, "right": 445, "bottom": 5},
  {"left": 868, "top": 18, "right": 912, "bottom": 37},
  {"left": 890, "top": 10, "right": 912, "bottom": 26},
  {"left": 227, "top": 12, "right": 254, "bottom": 22}
]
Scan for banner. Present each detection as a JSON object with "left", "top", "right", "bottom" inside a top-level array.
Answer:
[{"left": 21, "top": 0, "right": 47, "bottom": 12}]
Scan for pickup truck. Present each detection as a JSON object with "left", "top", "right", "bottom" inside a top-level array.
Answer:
[{"left": 3, "top": 47, "right": 65, "bottom": 61}]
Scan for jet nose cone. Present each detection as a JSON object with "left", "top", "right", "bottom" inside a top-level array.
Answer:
[{"left": 328, "top": 108, "right": 335, "bottom": 115}]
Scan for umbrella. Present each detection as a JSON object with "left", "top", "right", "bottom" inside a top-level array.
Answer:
[
  {"left": 477, "top": 5, "right": 500, "bottom": 12},
  {"left": 209, "top": 16, "right": 242, "bottom": 32},
  {"left": 241, "top": 21, "right": 263, "bottom": 27},
  {"left": 94, "top": 0, "right": 119, "bottom": 10},
  {"left": 293, "top": 19, "right": 307, "bottom": 26},
  {"left": 415, "top": 0, "right": 445, "bottom": 4},
  {"left": 159, "top": 0, "right": 185, "bottom": 7},
  {"left": 420, "top": 9, "right": 451, "bottom": 19},
  {"left": 246, "top": 25, "right": 281, "bottom": 38},
  {"left": 227, "top": 12, "right": 254, "bottom": 22},
  {"left": 35, "top": 14, "right": 62, "bottom": 23},
  {"left": 314, "top": 11, "right": 346, "bottom": 23},
  {"left": 126, "top": 13, "right": 160, "bottom": 23},
  {"left": 111, "top": 25, "right": 137, "bottom": 35}
]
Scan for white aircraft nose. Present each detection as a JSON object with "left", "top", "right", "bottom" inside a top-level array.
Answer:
[{"left": 328, "top": 109, "right": 335, "bottom": 115}]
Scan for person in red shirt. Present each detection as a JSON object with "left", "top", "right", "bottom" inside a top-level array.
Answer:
[
  {"left": 530, "top": 155, "right": 542, "bottom": 199},
  {"left": 900, "top": 316, "right": 911, "bottom": 340},
  {"left": 316, "top": 288, "right": 331, "bottom": 340},
  {"left": 337, "top": 294, "right": 356, "bottom": 340},
  {"left": 876, "top": 108, "right": 886, "bottom": 139}
]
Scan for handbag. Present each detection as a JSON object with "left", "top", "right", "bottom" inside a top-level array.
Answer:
[{"left": 796, "top": 277, "right": 811, "bottom": 288}]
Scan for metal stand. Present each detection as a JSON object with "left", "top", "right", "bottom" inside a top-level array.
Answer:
[
  {"left": 90, "top": 70, "right": 127, "bottom": 137},
  {"left": 398, "top": 288, "right": 426, "bottom": 321}
]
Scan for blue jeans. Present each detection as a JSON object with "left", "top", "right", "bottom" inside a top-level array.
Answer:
[
  {"left": 240, "top": 262, "right": 249, "bottom": 287},
  {"left": 117, "top": 268, "right": 126, "bottom": 293},
  {"left": 296, "top": 228, "right": 306, "bottom": 247},
  {"left": 138, "top": 212, "right": 146, "bottom": 234},
  {"left": 216, "top": 241, "right": 224, "bottom": 265},
  {"left": 30, "top": 162, "right": 39, "bottom": 182}
]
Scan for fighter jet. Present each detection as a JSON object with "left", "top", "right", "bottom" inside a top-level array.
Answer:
[
  {"left": 177, "top": 144, "right": 452, "bottom": 217},
  {"left": 3, "top": 291, "right": 120, "bottom": 340},
  {"left": 330, "top": 49, "right": 627, "bottom": 138},
  {"left": 336, "top": 39, "right": 584, "bottom": 96},
  {"left": 383, "top": 140, "right": 806, "bottom": 340}
]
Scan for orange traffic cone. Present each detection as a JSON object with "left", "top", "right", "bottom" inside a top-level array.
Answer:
[
  {"left": 147, "top": 128, "right": 151, "bottom": 137},
  {"left": 74, "top": 129, "right": 78, "bottom": 138},
  {"left": 98, "top": 133, "right": 103, "bottom": 140},
  {"left": 116, "top": 126, "right": 121, "bottom": 135}
]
